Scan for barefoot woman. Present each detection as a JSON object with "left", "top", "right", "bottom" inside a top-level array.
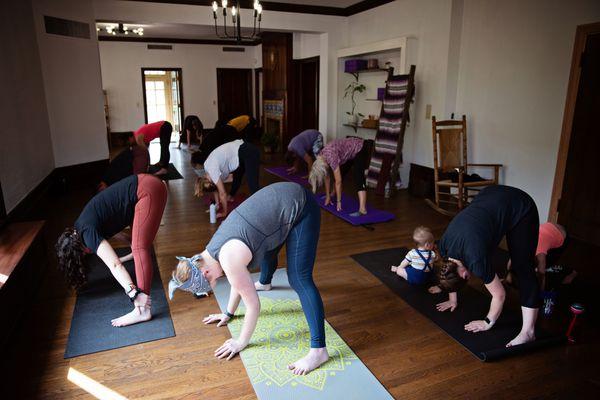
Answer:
[
  {"left": 181, "top": 182, "right": 328, "bottom": 375},
  {"left": 56, "top": 174, "right": 167, "bottom": 327},
  {"left": 436, "top": 185, "right": 540, "bottom": 347}
]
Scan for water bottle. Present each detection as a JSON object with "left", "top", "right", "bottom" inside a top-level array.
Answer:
[
  {"left": 384, "top": 182, "right": 391, "bottom": 198},
  {"left": 209, "top": 202, "right": 217, "bottom": 224}
]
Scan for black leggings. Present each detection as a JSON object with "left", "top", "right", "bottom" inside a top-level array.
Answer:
[
  {"left": 340, "top": 139, "right": 373, "bottom": 192},
  {"left": 506, "top": 205, "right": 541, "bottom": 308},
  {"left": 230, "top": 142, "right": 260, "bottom": 196},
  {"left": 158, "top": 121, "right": 173, "bottom": 167}
]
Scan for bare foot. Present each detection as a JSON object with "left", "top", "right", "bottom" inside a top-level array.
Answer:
[
  {"left": 428, "top": 285, "right": 442, "bottom": 294},
  {"left": 111, "top": 306, "right": 152, "bottom": 327},
  {"left": 254, "top": 281, "right": 272, "bottom": 291},
  {"left": 506, "top": 330, "right": 535, "bottom": 347},
  {"left": 288, "top": 348, "right": 329, "bottom": 375}
]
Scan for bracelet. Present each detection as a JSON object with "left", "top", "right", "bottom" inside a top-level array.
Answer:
[
  {"left": 129, "top": 288, "right": 142, "bottom": 302},
  {"left": 126, "top": 284, "right": 137, "bottom": 295},
  {"left": 225, "top": 311, "right": 235, "bottom": 319},
  {"left": 484, "top": 317, "right": 494, "bottom": 327}
]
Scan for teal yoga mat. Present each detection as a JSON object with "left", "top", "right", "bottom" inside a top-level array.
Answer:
[{"left": 212, "top": 269, "right": 393, "bottom": 399}]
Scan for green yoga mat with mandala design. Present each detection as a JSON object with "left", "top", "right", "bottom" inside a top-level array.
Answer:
[{"left": 212, "top": 269, "right": 393, "bottom": 399}]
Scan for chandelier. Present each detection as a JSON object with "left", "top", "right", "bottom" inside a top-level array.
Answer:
[
  {"left": 98, "top": 23, "right": 144, "bottom": 36},
  {"left": 211, "top": 0, "right": 262, "bottom": 43}
]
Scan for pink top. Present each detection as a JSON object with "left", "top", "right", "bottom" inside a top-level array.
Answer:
[
  {"left": 320, "top": 137, "right": 364, "bottom": 170},
  {"left": 536, "top": 223, "right": 565, "bottom": 255},
  {"left": 134, "top": 121, "right": 165, "bottom": 144}
]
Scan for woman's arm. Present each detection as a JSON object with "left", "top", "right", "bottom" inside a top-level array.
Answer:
[
  {"left": 324, "top": 173, "right": 332, "bottom": 205},
  {"left": 303, "top": 153, "right": 314, "bottom": 173},
  {"left": 333, "top": 167, "right": 343, "bottom": 211},
  {"left": 465, "top": 274, "right": 505, "bottom": 332},
  {"left": 214, "top": 240, "right": 259, "bottom": 359},
  {"left": 96, "top": 240, "right": 135, "bottom": 291},
  {"left": 216, "top": 179, "right": 229, "bottom": 217}
]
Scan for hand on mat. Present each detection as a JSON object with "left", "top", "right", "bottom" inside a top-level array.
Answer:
[
  {"left": 436, "top": 299, "right": 457, "bottom": 312},
  {"left": 215, "top": 338, "right": 245, "bottom": 360},
  {"left": 428, "top": 285, "right": 442, "bottom": 294},
  {"left": 203, "top": 313, "right": 230, "bottom": 327},
  {"left": 464, "top": 320, "right": 491, "bottom": 333}
]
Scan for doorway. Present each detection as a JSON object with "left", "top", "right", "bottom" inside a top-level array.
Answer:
[
  {"left": 141, "top": 68, "right": 184, "bottom": 142},
  {"left": 294, "top": 56, "right": 320, "bottom": 132},
  {"left": 551, "top": 23, "right": 600, "bottom": 246},
  {"left": 217, "top": 68, "right": 253, "bottom": 122}
]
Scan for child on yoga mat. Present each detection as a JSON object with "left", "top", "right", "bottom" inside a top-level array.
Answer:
[
  {"left": 391, "top": 226, "right": 437, "bottom": 285},
  {"left": 56, "top": 174, "right": 167, "bottom": 327}
]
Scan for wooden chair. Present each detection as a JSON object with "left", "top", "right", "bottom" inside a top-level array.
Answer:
[{"left": 425, "top": 115, "right": 502, "bottom": 216}]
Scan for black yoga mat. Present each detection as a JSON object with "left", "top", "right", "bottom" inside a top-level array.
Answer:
[
  {"left": 350, "top": 247, "right": 565, "bottom": 361},
  {"left": 64, "top": 248, "right": 175, "bottom": 358},
  {"left": 148, "top": 163, "right": 183, "bottom": 180}
]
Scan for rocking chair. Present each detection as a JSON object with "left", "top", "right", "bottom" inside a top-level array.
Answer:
[{"left": 425, "top": 115, "right": 502, "bottom": 216}]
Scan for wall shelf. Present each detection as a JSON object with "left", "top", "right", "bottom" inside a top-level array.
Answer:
[{"left": 345, "top": 68, "right": 391, "bottom": 80}]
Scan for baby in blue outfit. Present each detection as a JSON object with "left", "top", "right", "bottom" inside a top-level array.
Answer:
[{"left": 391, "top": 226, "right": 437, "bottom": 285}]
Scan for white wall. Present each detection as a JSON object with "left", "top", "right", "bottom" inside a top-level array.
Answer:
[
  {"left": 454, "top": 0, "right": 600, "bottom": 219},
  {"left": 33, "top": 0, "right": 108, "bottom": 167},
  {"left": 346, "top": 0, "right": 455, "bottom": 185},
  {"left": 293, "top": 32, "right": 321, "bottom": 60},
  {"left": 99, "top": 42, "right": 260, "bottom": 131},
  {"left": 0, "top": 0, "right": 55, "bottom": 212}
]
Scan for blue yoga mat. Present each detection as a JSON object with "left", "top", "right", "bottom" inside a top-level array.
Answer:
[
  {"left": 265, "top": 166, "right": 310, "bottom": 186},
  {"left": 64, "top": 247, "right": 175, "bottom": 358},
  {"left": 212, "top": 269, "right": 393, "bottom": 399}
]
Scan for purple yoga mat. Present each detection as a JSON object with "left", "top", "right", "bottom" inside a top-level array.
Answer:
[
  {"left": 316, "top": 193, "right": 395, "bottom": 226},
  {"left": 264, "top": 166, "right": 310, "bottom": 186}
]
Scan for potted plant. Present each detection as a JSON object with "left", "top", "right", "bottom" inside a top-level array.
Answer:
[
  {"left": 261, "top": 131, "right": 279, "bottom": 153},
  {"left": 344, "top": 81, "right": 366, "bottom": 126}
]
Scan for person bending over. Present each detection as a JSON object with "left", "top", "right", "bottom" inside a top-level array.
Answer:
[
  {"left": 195, "top": 139, "right": 260, "bottom": 218},
  {"left": 178, "top": 115, "right": 203, "bottom": 150},
  {"left": 191, "top": 122, "right": 240, "bottom": 167},
  {"left": 170, "top": 182, "right": 328, "bottom": 375},
  {"left": 56, "top": 174, "right": 167, "bottom": 327},
  {"left": 432, "top": 185, "right": 540, "bottom": 347},
  {"left": 391, "top": 226, "right": 437, "bottom": 286},
  {"left": 309, "top": 137, "right": 373, "bottom": 217},
  {"left": 285, "top": 129, "right": 324, "bottom": 176},
  {"left": 134, "top": 120, "right": 173, "bottom": 175}
]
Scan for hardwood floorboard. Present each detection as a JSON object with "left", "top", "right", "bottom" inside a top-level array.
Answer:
[{"left": 5, "top": 144, "right": 598, "bottom": 399}]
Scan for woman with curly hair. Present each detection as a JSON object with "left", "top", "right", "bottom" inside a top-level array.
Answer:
[
  {"left": 433, "top": 185, "right": 540, "bottom": 348},
  {"left": 178, "top": 115, "right": 203, "bottom": 150},
  {"left": 56, "top": 174, "right": 167, "bottom": 327}
]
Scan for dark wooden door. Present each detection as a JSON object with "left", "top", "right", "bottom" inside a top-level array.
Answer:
[
  {"left": 289, "top": 57, "right": 319, "bottom": 140},
  {"left": 217, "top": 68, "right": 252, "bottom": 122},
  {"left": 558, "top": 33, "right": 600, "bottom": 245}
]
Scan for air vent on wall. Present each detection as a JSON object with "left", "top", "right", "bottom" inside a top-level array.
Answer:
[
  {"left": 44, "top": 16, "right": 90, "bottom": 39},
  {"left": 222, "top": 47, "right": 245, "bottom": 52},
  {"left": 148, "top": 44, "right": 173, "bottom": 50}
]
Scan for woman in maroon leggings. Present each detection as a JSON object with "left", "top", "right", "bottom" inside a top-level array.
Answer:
[{"left": 56, "top": 174, "right": 167, "bottom": 327}]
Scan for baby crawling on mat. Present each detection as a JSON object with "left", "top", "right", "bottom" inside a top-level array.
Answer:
[{"left": 391, "top": 226, "right": 437, "bottom": 286}]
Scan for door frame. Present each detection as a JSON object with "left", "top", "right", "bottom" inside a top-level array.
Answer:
[
  {"left": 216, "top": 68, "right": 253, "bottom": 122},
  {"left": 140, "top": 67, "right": 185, "bottom": 130},
  {"left": 296, "top": 56, "right": 320, "bottom": 130},
  {"left": 549, "top": 22, "right": 600, "bottom": 222}
]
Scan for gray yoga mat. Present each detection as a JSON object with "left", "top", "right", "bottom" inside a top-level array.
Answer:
[
  {"left": 351, "top": 247, "right": 565, "bottom": 361},
  {"left": 64, "top": 247, "right": 175, "bottom": 358},
  {"left": 212, "top": 269, "right": 393, "bottom": 399}
]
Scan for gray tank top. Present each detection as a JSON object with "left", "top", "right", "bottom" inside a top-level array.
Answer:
[{"left": 206, "top": 182, "right": 308, "bottom": 268}]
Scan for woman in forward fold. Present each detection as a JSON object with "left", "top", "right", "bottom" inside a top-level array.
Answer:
[
  {"left": 56, "top": 174, "right": 167, "bottom": 327},
  {"left": 434, "top": 185, "right": 540, "bottom": 347},
  {"left": 285, "top": 129, "right": 324, "bottom": 175},
  {"left": 171, "top": 182, "right": 328, "bottom": 375},
  {"left": 134, "top": 120, "right": 173, "bottom": 175},
  {"left": 309, "top": 137, "right": 372, "bottom": 217}
]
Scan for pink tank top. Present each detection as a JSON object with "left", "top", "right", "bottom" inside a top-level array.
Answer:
[{"left": 134, "top": 121, "right": 165, "bottom": 144}]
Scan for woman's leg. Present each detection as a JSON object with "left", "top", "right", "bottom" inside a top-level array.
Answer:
[
  {"left": 132, "top": 144, "right": 150, "bottom": 174},
  {"left": 506, "top": 205, "right": 540, "bottom": 346},
  {"left": 159, "top": 121, "right": 173, "bottom": 167},
  {"left": 285, "top": 194, "right": 328, "bottom": 374},
  {"left": 239, "top": 142, "right": 261, "bottom": 194},
  {"left": 351, "top": 141, "right": 369, "bottom": 215}
]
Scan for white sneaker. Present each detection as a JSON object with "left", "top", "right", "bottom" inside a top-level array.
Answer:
[{"left": 254, "top": 281, "right": 272, "bottom": 291}]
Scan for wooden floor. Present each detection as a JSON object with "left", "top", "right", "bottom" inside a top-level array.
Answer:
[{"left": 6, "top": 145, "right": 599, "bottom": 399}]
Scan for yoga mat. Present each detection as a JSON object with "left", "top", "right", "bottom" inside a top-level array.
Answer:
[
  {"left": 212, "top": 269, "right": 393, "bottom": 399},
  {"left": 148, "top": 163, "right": 184, "bottom": 181},
  {"left": 265, "top": 166, "right": 310, "bottom": 186},
  {"left": 315, "top": 193, "right": 395, "bottom": 226},
  {"left": 350, "top": 247, "right": 565, "bottom": 361},
  {"left": 64, "top": 248, "right": 175, "bottom": 358}
]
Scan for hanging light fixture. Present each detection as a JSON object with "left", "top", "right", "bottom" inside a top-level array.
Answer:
[
  {"left": 101, "top": 23, "right": 144, "bottom": 36},
  {"left": 212, "top": 0, "right": 262, "bottom": 43}
]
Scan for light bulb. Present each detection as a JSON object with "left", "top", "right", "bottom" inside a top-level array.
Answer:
[
  {"left": 232, "top": 6, "right": 237, "bottom": 16},
  {"left": 123, "top": 25, "right": 128, "bottom": 31},
  {"left": 112, "top": 31, "right": 116, "bottom": 35},
  {"left": 139, "top": 32, "right": 143, "bottom": 36},
  {"left": 257, "top": 4, "right": 262, "bottom": 14},
  {"left": 212, "top": 1, "right": 218, "bottom": 12},
  {"left": 254, "top": 0, "right": 259, "bottom": 10},
  {"left": 221, "top": 0, "right": 227, "bottom": 8}
]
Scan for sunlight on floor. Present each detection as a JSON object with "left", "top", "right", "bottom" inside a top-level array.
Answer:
[{"left": 67, "top": 367, "right": 128, "bottom": 400}]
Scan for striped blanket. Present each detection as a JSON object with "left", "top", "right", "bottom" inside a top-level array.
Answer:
[{"left": 366, "top": 74, "right": 413, "bottom": 192}]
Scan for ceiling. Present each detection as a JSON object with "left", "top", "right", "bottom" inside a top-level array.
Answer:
[{"left": 262, "top": 0, "right": 362, "bottom": 7}]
